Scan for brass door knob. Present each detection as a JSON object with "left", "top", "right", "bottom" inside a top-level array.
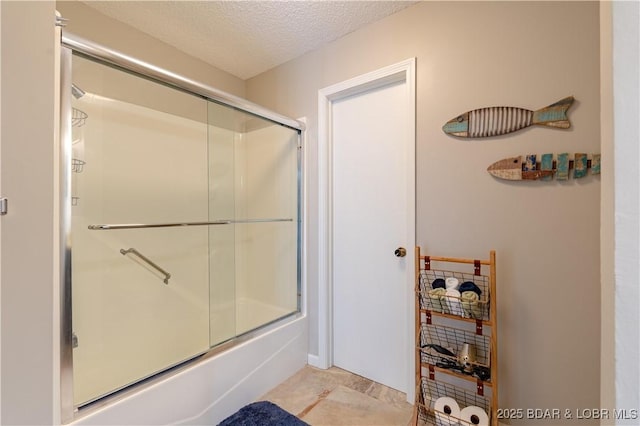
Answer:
[{"left": 394, "top": 247, "right": 407, "bottom": 257}]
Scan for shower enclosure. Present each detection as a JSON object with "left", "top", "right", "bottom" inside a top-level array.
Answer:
[{"left": 60, "top": 33, "right": 303, "bottom": 415}]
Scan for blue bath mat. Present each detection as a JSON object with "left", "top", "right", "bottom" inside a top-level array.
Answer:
[{"left": 218, "top": 401, "right": 309, "bottom": 426}]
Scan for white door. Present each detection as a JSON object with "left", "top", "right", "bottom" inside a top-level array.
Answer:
[{"left": 318, "top": 59, "right": 415, "bottom": 395}]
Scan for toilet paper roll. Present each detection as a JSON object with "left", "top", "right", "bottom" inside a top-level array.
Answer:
[
  {"left": 445, "top": 277, "right": 459, "bottom": 290},
  {"left": 434, "top": 396, "right": 461, "bottom": 426},
  {"left": 459, "top": 405, "right": 489, "bottom": 426}
]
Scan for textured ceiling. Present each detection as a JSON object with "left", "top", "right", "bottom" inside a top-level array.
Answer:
[{"left": 81, "top": 1, "right": 418, "bottom": 80}]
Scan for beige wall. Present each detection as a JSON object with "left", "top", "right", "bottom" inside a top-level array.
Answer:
[
  {"left": 1, "top": 1, "right": 59, "bottom": 424},
  {"left": 247, "top": 1, "right": 601, "bottom": 422},
  {"left": 56, "top": 0, "right": 245, "bottom": 99}
]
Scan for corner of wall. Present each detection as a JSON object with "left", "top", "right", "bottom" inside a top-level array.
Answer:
[
  {"left": 612, "top": 1, "right": 640, "bottom": 423},
  {"left": 599, "top": 2, "right": 615, "bottom": 424}
]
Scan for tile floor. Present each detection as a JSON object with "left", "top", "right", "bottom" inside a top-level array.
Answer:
[{"left": 259, "top": 365, "right": 416, "bottom": 425}]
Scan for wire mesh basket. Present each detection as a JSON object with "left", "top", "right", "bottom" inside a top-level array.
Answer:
[
  {"left": 72, "top": 107, "right": 88, "bottom": 127},
  {"left": 417, "top": 268, "right": 490, "bottom": 321},
  {"left": 417, "top": 377, "right": 492, "bottom": 426},
  {"left": 419, "top": 322, "right": 491, "bottom": 381},
  {"left": 72, "top": 158, "right": 86, "bottom": 173}
]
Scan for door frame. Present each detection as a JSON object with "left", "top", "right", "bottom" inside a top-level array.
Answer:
[{"left": 316, "top": 58, "right": 416, "bottom": 398}]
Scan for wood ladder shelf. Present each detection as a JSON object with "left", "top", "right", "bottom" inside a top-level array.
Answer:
[{"left": 412, "top": 247, "right": 498, "bottom": 426}]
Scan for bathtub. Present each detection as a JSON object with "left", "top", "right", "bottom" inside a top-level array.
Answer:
[{"left": 70, "top": 314, "right": 308, "bottom": 425}]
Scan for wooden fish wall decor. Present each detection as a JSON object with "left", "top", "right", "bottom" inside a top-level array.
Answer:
[
  {"left": 487, "top": 153, "right": 601, "bottom": 181},
  {"left": 443, "top": 96, "right": 575, "bottom": 138}
]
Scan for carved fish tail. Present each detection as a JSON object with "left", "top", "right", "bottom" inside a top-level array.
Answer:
[{"left": 532, "top": 96, "right": 574, "bottom": 128}]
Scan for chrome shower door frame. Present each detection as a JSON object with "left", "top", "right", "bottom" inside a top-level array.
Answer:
[
  {"left": 59, "top": 45, "right": 75, "bottom": 425},
  {"left": 59, "top": 31, "right": 305, "bottom": 423}
]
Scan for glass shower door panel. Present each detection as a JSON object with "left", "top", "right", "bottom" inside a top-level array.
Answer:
[
  {"left": 72, "top": 228, "right": 210, "bottom": 405},
  {"left": 207, "top": 102, "right": 300, "bottom": 341},
  {"left": 207, "top": 107, "right": 237, "bottom": 346},
  {"left": 235, "top": 221, "right": 298, "bottom": 334},
  {"left": 71, "top": 56, "right": 210, "bottom": 406},
  {"left": 214, "top": 107, "right": 300, "bottom": 336}
]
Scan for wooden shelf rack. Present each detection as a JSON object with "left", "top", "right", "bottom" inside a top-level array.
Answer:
[{"left": 412, "top": 247, "right": 498, "bottom": 426}]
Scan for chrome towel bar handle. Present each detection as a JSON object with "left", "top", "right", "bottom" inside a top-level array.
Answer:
[
  {"left": 120, "top": 247, "right": 171, "bottom": 285},
  {"left": 88, "top": 218, "right": 293, "bottom": 230}
]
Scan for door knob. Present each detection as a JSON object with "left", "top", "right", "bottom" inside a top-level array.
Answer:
[{"left": 394, "top": 247, "right": 407, "bottom": 257}]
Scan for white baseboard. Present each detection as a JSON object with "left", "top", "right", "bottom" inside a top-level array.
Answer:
[{"left": 307, "top": 354, "right": 323, "bottom": 368}]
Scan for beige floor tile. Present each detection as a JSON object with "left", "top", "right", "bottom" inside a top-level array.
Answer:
[
  {"left": 260, "top": 366, "right": 374, "bottom": 416},
  {"left": 260, "top": 366, "right": 415, "bottom": 426},
  {"left": 364, "top": 381, "right": 412, "bottom": 411},
  {"left": 300, "top": 385, "right": 413, "bottom": 426},
  {"left": 260, "top": 367, "right": 334, "bottom": 416}
]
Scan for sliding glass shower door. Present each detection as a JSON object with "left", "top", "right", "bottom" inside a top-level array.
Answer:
[
  {"left": 69, "top": 53, "right": 300, "bottom": 407},
  {"left": 207, "top": 101, "right": 299, "bottom": 343}
]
